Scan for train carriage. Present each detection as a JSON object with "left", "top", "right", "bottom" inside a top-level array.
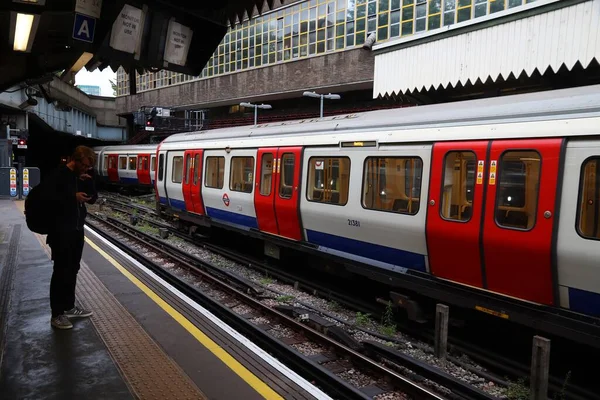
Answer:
[
  {"left": 94, "top": 144, "right": 158, "bottom": 190},
  {"left": 134, "top": 85, "right": 600, "bottom": 347}
]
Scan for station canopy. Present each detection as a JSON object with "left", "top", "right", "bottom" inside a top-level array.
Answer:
[{"left": 0, "top": 0, "right": 281, "bottom": 92}]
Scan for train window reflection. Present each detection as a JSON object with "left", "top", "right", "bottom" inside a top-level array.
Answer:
[
  {"left": 279, "top": 154, "right": 295, "bottom": 199},
  {"left": 230, "top": 157, "right": 254, "bottom": 193},
  {"left": 119, "top": 156, "right": 127, "bottom": 170},
  {"left": 362, "top": 157, "right": 422, "bottom": 215},
  {"left": 260, "top": 153, "right": 273, "bottom": 196},
  {"left": 578, "top": 158, "right": 600, "bottom": 240},
  {"left": 307, "top": 157, "right": 350, "bottom": 206},
  {"left": 172, "top": 156, "right": 184, "bottom": 183},
  {"left": 205, "top": 156, "right": 225, "bottom": 189},
  {"left": 441, "top": 151, "right": 476, "bottom": 222},
  {"left": 495, "top": 151, "right": 541, "bottom": 230}
]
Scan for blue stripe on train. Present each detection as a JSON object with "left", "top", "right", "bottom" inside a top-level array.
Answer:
[
  {"left": 569, "top": 287, "right": 600, "bottom": 317},
  {"left": 169, "top": 198, "right": 186, "bottom": 211},
  {"left": 159, "top": 196, "right": 167, "bottom": 205},
  {"left": 119, "top": 177, "right": 138, "bottom": 184},
  {"left": 306, "top": 229, "right": 426, "bottom": 272},
  {"left": 206, "top": 207, "right": 258, "bottom": 230}
]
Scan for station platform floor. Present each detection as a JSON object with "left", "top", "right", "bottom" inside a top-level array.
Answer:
[{"left": 0, "top": 199, "right": 330, "bottom": 400}]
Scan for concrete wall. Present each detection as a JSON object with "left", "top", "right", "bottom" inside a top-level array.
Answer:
[
  {"left": 98, "top": 126, "right": 126, "bottom": 141},
  {"left": 115, "top": 48, "right": 375, "bottom": 114}
]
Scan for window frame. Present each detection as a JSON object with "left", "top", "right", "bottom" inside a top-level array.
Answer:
[
  {"left": 128, "top": 156, "right": 138, "bottom": 170},
  {"left": 493, "top": 149, "right": 542, "bottom": 232},
  {"left": 229, "top": 156, "right": 255, "bottom": 193},
  {"left": 259, "top": 152, "right": 274, "bottom": 197},
  {"left": 158, "top": 154, "right": 164, "bottom": 182},
  {"left": 575, "top": 156, "right": 600, "bottom": 241},
  {"left": 171, "top": 156, "right": 184, "bottom": 184},
  {"left": 118, "top": 156, "right": 127, "bottom": 170},
  {"left": 306, "top": 156, "right": 351, "bottom": 207},
  {"left": 279, "top": 153, "right": 295, "bottom": 199},
  {"left": 439, "top": 150, "right": 477, "bottom": 223},
  {"left": 204, "top": 156, "right": 225, "bottom": 189},
  {"left": 360, "top": 155, "right": 423, "bottom": 215}
]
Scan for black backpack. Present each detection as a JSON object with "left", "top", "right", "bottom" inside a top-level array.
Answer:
[{"left": 24, "top": 181, "right": 53, "bottom": 235}]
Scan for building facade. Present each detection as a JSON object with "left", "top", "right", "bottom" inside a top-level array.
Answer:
[
  {"left": 115, "top": 0, "right": 600, "bottom": 139},
  {"left": 77, "top": 85, "right": 102, "bottom": 96}
]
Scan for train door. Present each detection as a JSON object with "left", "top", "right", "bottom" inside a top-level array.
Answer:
[
  {"left": 482, "top": 139, "right": 562, "bottom": 305},
  {"left": 274, "top": 147, "right": 303, "bottom": 240},
  {"left": 137, "top": 154, "right": 151, "bottom": 185},
  {"left": 254, "top": 147, "right": 303, "bottom": 240},
  {"left": 426, "top": 141, "right": 488, "bottom": 287},
  {"left": 107, "top": 154, "right": 119, "bottom": 182},
  {"left": 254, "top": 149, "right": 278, "bottom": 235},
  {"left": 182, "top": 150, "right": 205, "bottom": 214}
]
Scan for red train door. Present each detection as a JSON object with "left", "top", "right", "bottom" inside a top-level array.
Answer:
[
  {"left": 274, "top": 147, "right": 303, "bottom": 240},
  {"left": 426, "top": 141, "right": 488, "bottom": 288},
  {"left": 482, "top": 139, "right": 562, "bottom": 305},
  {"left": 190, "top": 150, "right": 205, "bottom": 215},
  {"left": 107, "top": 154, "right": 119, "bottom": 182},
  {"left": 254, "top": 149, "right": 278, "bottom": 235},
  {"left": 137, "top": 154, "right": 151, "bottom": 185},
  {"left": 182, "top": 150, "right": 205, "bottom": 214}
]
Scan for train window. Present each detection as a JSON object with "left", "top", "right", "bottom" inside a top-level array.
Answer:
[
  {"left": 260, "top": 153, "right": 274, "bottom": 196},
  {"left": 138, "top": 156, "right": 148, "bottom": 171},
  {"left": 172, "top": 156, "right": 184, "bottom": 183},
  {"left": 577, "top": 157, "right": 600, "bottom": 240},
  {"left": 193, "top": 154, "right": 200, "bottom": 185},
  {"left": 151, "top": 156, "right": 156, "bottom": 172},
  {"left": 119, "top": 156, "right": 127, "bottom": 170},
  {"left": 362, "top": 157, "right": 422, "bottom": 215},
  {"left": 230, "top": 157, "right": 255, "bottom": 193},
  {"left": 158, "top": 154, "right": 164, "bottom": 181},
  {"left": 128, "top": 157, "right": 137, "bottom": 170},
  {"left": 205, "top": 156, "right": 225, "bottom": 189},
  {"left": 440, "top": 152, "right": 476, "bottom": 222},
  {"left": 495, "top": 151, "right": 541, "bottom": 231},
  {"left": 184, "top": 154, "right": 192, "bottom": 184},
  {"left": 279, "top": 153, "right": 295, "bottom": 199},
  {"left": 307, "top": 157, "right": 350, "bottom": 206},
  {"left": 103, "top": 155, "right": 108, "bottom": 170}
]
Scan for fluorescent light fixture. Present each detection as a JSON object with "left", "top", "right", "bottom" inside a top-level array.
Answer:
[
  {"left": 13, "top": 0, "right": 46, "bottom": 4},
  {"left": 10, "top": 12, "right": 40, "bottom": 52}
]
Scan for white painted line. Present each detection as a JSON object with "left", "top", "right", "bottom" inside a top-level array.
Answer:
[{"left": 85, "top": 225, "right": 333, "bottom": 400}]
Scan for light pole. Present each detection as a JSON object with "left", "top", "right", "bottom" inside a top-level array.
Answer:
[
  {"left": 240, "top": 102, "right": 272, "bottom": 126},
  {"left": 303, "top": 91, "right": 341, "bottom": 118}
]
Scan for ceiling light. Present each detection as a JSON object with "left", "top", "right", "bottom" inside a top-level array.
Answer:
[
  {"left": 13, "top": 0, "right": 46, "bottom": 4},
  {"left": 10, "top": 12, "right": 40, "bottom": 52}
]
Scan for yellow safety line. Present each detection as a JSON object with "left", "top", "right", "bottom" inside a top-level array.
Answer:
[{"left": 85, "top": 237, "right": 284, "bottom": 400}]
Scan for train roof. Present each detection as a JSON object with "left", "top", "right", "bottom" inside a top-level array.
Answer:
[
  {"left": 162, "top": 84, "right": 600, "bottom": 145},
  {"left": 94, "top": 144, "right": 158, "bottom": 153}
]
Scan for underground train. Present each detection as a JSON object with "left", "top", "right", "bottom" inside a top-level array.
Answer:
[
  {"left": 93, "top": 144, "right": 158, "bottom": 190},
  {"left": 93, "top": 85, "right": 600, "bottom": 345}
]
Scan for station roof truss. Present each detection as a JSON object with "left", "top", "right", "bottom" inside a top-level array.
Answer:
[{"left": 0, "top": 0, "right": 282, "bottom": 92}]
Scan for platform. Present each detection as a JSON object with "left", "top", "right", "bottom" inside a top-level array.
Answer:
[{"left": 0, "top": 199, "right": 329, "bottom": 400}]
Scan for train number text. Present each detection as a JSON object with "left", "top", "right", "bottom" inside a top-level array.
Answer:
[{"left": 347, "top": 219, "right": 361, "bottom": 227}]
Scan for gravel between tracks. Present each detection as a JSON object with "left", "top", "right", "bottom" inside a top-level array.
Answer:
[{"left": 91, "top": 205, "right": 511, "bottom": 398}]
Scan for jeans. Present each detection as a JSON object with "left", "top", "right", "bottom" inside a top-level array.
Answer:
[{"left": 48, "top": 230, "right": 84, "bottom": 318}]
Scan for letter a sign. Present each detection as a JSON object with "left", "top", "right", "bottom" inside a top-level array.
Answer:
[{"left": 73, "top": 13, "right": 96, "bottom": 43}]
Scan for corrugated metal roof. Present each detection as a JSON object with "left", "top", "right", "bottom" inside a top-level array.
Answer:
[{"left": 373, "top": 0, "right": 600, "bottom": 97}]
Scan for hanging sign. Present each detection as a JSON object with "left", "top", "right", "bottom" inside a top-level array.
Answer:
[
  {"left": 76, "top": 0, "right": 102, "bottom": 19},
  {"left": 163, "top": 19, "right": 193, "bottom": 66},
  {"left": 109, "top": 4, "right": 144, "bottom": 55}
]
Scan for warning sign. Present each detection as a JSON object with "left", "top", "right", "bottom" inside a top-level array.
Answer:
[
  {"left": 477, "top": 160, "right": 484, "bottom": 184},
  {"left": 489, "top": 160, "right": 497, "bottom": 185},
  {"left": 9, "top": 168, "right": 17, "bottom": 197},
  {"left": 22, "top": 168, "right": 29, "bottom": 196}
]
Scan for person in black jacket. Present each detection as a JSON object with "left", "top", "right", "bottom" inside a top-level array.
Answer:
[{"left": 46, "top": 145, "right": 97, "bottom": 330}]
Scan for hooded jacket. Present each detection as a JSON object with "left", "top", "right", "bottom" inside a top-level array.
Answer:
[{"left": 44, "top": 165, "right": 98, "bottom": 233}]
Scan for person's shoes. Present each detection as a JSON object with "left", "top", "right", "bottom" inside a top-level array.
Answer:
[
  {"left": 51, "top": 314, "right": 73, "bottom": 330},
  {"left": 64, "top": 306, "right": 93, "bottom": 318}
]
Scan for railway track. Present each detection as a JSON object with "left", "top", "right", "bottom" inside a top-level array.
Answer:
[
  {"left": 95, "top": 193, "right": 597, "bottom": 400},
  {"left": 86, "top": 212, "right": 504, "bottom": 400}
]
